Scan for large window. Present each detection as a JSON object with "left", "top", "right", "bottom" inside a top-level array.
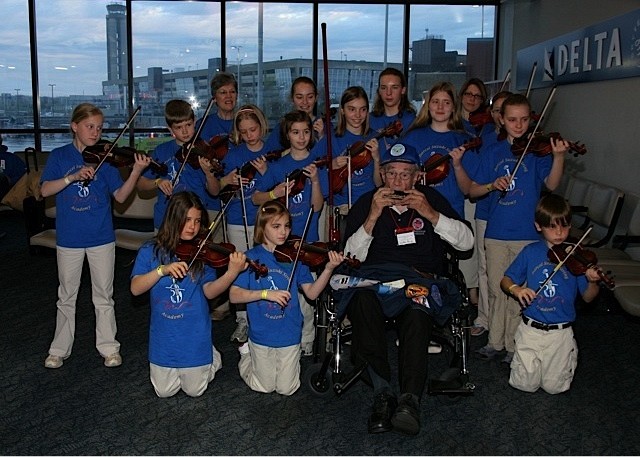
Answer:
[
  {"left": 0, "top": 0, "right": 32, "bottom": 151},
  {"left": 409, "top": 4, "right": 496, "bottom": 105},
  {"left": 0, "top": 1, "right": 497, "bottom": 153}
]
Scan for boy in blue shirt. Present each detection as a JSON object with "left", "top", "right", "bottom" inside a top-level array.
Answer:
[{"left": 501, "top": 194, "right": 600, "bottom": 394}]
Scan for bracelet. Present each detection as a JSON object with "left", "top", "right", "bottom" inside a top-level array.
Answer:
[
  {"left": 261, "top": 289, "right": 268, "bottom": 300},
  {"left": 508, "top": 284, "right": 518, "bottom": 294},
  {"left": 156, "top": 265, "right": 164, "bottom": 277},
  {"left": 64, "top": 176, "right": 71, "bottom": 186},
  {"left": 269, "top": 190, "right": 276, "bottom": 200},
  {"left": 485, "top": 183, "right": 493, "bottom": 192},
  {"left": 154, "top": 178, "right": 161, "bottom": 188}
]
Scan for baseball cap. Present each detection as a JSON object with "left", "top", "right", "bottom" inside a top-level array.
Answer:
[{"left": 380, "top": 142, "right": 420, "bottom": 166}]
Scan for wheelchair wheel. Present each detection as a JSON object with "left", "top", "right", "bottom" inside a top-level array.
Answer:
[{"left": 303, "top": 362, "right": 334, "bottom": 398}]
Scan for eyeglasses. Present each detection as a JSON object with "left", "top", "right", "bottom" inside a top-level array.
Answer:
[
  {"left": 384, "top": 170, "right": 414, "bottom": 181},
  {"left": 463, "top": 92, "right": 484, "bottom": 101}
]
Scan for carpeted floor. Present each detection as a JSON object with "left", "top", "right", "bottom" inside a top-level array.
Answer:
[{"left": 1, "top": 208, "right": 640, "bottom": 455}]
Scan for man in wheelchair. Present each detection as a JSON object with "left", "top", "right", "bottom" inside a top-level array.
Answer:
[{"left": 339, "top": 143, "right": 473, "bottom": 436}]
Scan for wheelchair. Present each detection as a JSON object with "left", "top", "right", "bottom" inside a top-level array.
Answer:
[{"left": 303, "top": 247, "right": 476, "bottom": 400}]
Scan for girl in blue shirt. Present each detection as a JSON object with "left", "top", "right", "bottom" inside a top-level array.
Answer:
[
  {"left": 369, "top": 68, "right": 416, "bottom": 153},
  {"left": 313, "top": 86, "right": 382, "bottom": 210},
  {"left": 403, "top": 81, "right": 477, "bottom": 219},
  {"left": 253, "top": 110, "right": 328, "bottom": 356},
  {"left": 131, "top": 191, "right": 247, "bottom": 398},
  {"left": 41, "top": 103, "right": 151, "bottom": 370},
  {"left": 230, "top": 200, "right": 343, "bottom": 395},
  {"left": 468, "top": 94, "right": 569, "bottom": 364},
  {"left": 214, "top": 104, "right": 272, "bottom": 344}
]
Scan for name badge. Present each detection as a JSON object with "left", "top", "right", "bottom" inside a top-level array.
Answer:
[{"left": 395, "top": 227, "right": 416, "bottom": 246}]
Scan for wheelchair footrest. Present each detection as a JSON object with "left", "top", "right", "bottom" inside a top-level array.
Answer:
[{"left": 428, "top": 374, "right": 475, "bottom": 396}]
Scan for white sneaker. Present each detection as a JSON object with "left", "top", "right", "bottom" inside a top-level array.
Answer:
[
  {"left": 44, "top": 354, "right": 64, "bottom": 369},
  {"left": 428, "top": 341, "right": 442, "bottom": 354},
  {"left": 104, "top": 353, "right": 122, "bottom": 367},
  {"left": 301, "top": 342, "right": 314, "bottom": 357},
  {"left": 238, "top": 342, "right": 250, "bottom": 355},
  {"left": 231, "top": 319, "right": 248, "bottom": 343}
]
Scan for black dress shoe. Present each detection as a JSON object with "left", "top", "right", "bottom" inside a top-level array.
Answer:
[
  {"left": 391, "top": 393, "right": 420, "bottom": 435},
  {"left": 367, "top": 392, "right": 397, "bottom": 434}
]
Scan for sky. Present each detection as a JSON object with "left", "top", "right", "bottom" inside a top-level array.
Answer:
[{"left": 0, "top": 1, "right": 495, "bottom": 98}]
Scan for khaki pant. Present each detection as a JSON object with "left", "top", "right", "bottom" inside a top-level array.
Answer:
[
  {"left": 509, "top": 323, "right": 578, "bottom": 394},
  {"left": 238, "top": 340, "right": 301, "bottom": 396},
  {"left": 150, "top": 346, "right": 222, "bottom": 398},
  {"left": 458, "top": 199, "right": 479, "bottom": 289},
  {"left": 48, "top": 242, "right": 119, "bottom": 359},
  {"left": 485, "top": 238, "right": 532, "bottom": 353},
  {"left": 473, "top": 219, "right": 489, "bottom": 329}
]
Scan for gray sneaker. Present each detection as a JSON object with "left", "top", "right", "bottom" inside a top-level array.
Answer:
[{"left": 230, "top": 319, "right": 248, "bottom": 343}]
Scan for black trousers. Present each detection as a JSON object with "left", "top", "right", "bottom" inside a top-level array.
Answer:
[{"left": 347, "top": 289, "right": 433, "bottom": 397}]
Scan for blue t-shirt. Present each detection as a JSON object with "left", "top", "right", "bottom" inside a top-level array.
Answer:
[
  {"left": 143, "top": 139, "right": 217, "bottom": 229},
  {"left": 197, "top": 112, "right": 233, "bottom": 145},
  {"left": 41, "top": 143, "right": 122, "bottom": 248},
  {"left": 402, "top": 126, "right": 478, "bottom": 219},
  {"left": 473, "top": 139, "right": 552, "bottom": 241},
  {"left": 219, "top": 142, "right": 272, "bottom": 226},
  {"left": 233, "top": 244, "right": 314, "bottom": 348},
  {"left": 257, "top": 153, "right": 329, "bottom": 242},
  {"left": 132, "top": 242, "right": 217, "bottom": 368},
  {"left": 504, "top": 240, "right": 588, "bottom": 324},
  {"left": 0, "top": 147, "right": 27, "bottom": 185},
  {"left": 369, "top": 110, "right": 416, "bottom": 153},
  {"left": 471, "top": 129, "right": 501, "bottom": 221}
]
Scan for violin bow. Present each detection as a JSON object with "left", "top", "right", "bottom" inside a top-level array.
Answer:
[
  {"left": 170, "top": 96, "right": 215, "bottom": 189},
  {"left": 525, "top": 61, "right": 537, "bottom": 99},
  {"left": 285, "top": 208, "right": 315, "bottom": 294},
  {"left": 83, "top": 106, "right": 141, "bottom": 186},
  {"left": 498, "top": 68, "right": 511, "bottom": 93},
  {"left": 534, "top": 226, "right": 593, "bottom": 298},
  {"left": 321, "top": 23, "right": 339, "bottom": 245},
  {"left": 237, "top": 170, "right": 251, "bottom": 251},
  {"left": 285, "top": 176, "right": 290, "bottom": 210},
  {"left": 500, "top": 85, "right": 557, "bottom": 199}
]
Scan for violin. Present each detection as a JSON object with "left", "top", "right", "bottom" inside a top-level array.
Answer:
[
  {"left": 175, "top": 137, "right": 225, "bottom": 174},
  {"left": 421, "top": 136, "right": 482, "bottom": 185},
  {"left": 218, "top": 149, "right": 285, "bottom": 203},
  {"left": 331, "top": 120, "right": 403, "bottom": 194},
  {"left": 468, "top": 110, "right": 493, "bottom": 130},
  {"left": 547, "top": 242, "right": 615, "bottom": 289},
  {"left": 274, "top": 236, "right": 360, "bottom": 271},
  {"left": 511, "top": 131, "right": 587, "bottom": 158},
  {"left": 274, "top": 158, "right": 329, "bottom": 203},
  {"left": 83, "top": 140, "right": 168, "bottom": 175},
  {"left": 175, "top": 236, "right": 268, "bottom": 278}
]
